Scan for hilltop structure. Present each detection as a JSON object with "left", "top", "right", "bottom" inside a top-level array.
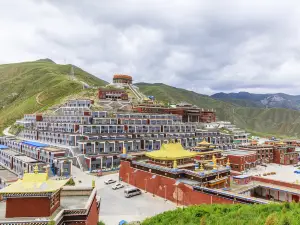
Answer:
[{"left": 113, "top": 74, "right": 133, "bottom": 84}]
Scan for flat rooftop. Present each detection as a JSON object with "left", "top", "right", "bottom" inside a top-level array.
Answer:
[
  {"left": 60, "top": 195, "right": 90, "bottom": 209},
  {"left": 0, "top": 145, "right": 8, "bottom": 150},
  {"left": 42, "top": 147, "right": 66, "bottom": 152},
  {"left": 14, "top": 155, "right": 38, "bottom": 163},
  {"left": 223, "top": 149, "right": 256, "bottom": 156},
  {"left": 0, "top": 167, "right": 18, "bottom": 182},
  {"left": 22, "top": 141, "right": 49, "bottom": 148},
  {"left": 1, "top": 149, "right": 21, "bottom": 156}
]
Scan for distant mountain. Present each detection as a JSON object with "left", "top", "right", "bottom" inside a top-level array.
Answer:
[{"left": 211, "top": 92, "right": 300, "bottom": 110}]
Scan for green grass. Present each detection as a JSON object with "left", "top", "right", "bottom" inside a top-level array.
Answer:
[
  {"left": 142, "top": 203, "right": 299, "bottom": 225},
  {"left": 0, "top": 60, "right": 107, "bottom": 132},
  {"left": 136, "top": 83, "right": 300, "bottom": 138}
]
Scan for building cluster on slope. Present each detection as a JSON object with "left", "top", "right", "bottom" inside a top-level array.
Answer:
[
  {"left": 225, "top": 140, "right": 299, "bottom": 172},
  {"left": 13, "top": 97, "right": 241, "bottom": 172},
  {"left": 0, "top": 138, "right": 72, "bottom": 178}
]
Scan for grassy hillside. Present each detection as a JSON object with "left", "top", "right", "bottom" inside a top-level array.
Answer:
[
  {"left": 142, "top": 203, "right": 298, "bottom": 225},
  {"left": 136, "top": 82, "right": 235, "bottom": 112},
  {"left": 136, "top": 83, "right": 300, "bottom": 138},
  {"left": 0, "top": 59, "right": 107, "bottom": 132}
]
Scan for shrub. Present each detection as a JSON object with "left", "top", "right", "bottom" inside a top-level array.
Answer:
[
  {"left": 265, "top": 213, "right": 278, "bottom": 225},
  {"left": 66, "top": 178, "right": 75, "bottom": 186}
]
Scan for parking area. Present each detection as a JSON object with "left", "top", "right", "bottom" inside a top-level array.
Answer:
[
  {"left": 245, "top": 163, "right": 300, "bottom": 183},
  {"left": 71, "top": 166, "right": 176, "bottom": 225}
]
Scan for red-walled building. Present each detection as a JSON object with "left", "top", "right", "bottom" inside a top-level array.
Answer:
[
  {"left": 132, "top": 102, "right": 216, "bottom": 123},
  {"left": 0, "top": 165, "right": 100, "bottom": 224},
  {"left": 223, "top": 150, "right": 257, "bottom": 172},
  {"left": 238, "top": 144, "right": 274, "bottom": 164},
  {"left": 273, "top": 146, "right": 298, "bottom": 165},
  {"left": 98, "top": 88, "right": 128, "bottom": 100}
]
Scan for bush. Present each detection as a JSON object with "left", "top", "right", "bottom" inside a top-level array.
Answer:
[
  {"left": 98, "top": 221, "right": 105, "bottom": 225},
  {"left": 265, "top": 213, "right": 278, "bottom": 225},
  {"left": 65, "top": 178, "right": 75, "bottom": 186}
]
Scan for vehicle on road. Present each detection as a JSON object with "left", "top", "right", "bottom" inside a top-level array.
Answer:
[
  {"left": 104, "top": 179, "right": 116, "bottom": 184},
  {"left": 124, "top": 187, "right": 142, "bottom": 198},
  {"left": 112, "top": 183, "right": 124, "bottom": 190}
]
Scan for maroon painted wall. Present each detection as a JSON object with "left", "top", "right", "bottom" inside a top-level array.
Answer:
[
  {"left": 6, "top": 197, "right": 51, "bottom": 218},
  {"left": 119, "top": 161, "right": 234, "bottom": 206},
  {"left": 86, "top": 196, "right": 99, "bottom": 225}
]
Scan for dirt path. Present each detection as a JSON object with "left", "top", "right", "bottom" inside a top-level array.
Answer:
[{"left": 36, "top": 92, "right": 43, "bottom": 105}]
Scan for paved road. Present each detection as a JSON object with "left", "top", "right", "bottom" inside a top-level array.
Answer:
[
  {"left": 2, "top": 127, "right": 13, "bottom": 136},
  {"left": 71, "top": 166, "right": 176, "bottom": 225}
]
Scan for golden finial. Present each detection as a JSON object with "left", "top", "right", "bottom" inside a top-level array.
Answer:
[
  {"left": 34, "top": 164, "right": 39, "bottom": 174},
  {"left": 296, "top": 180, "right": 299, "bottom": 184},
  {"left": 122, "top": 147, "right": 127, "bottom": 154},
  {"left": 226, "top": 158, "right": 230, "bottom": 167},
  {"left": 199, "top": 163, "right": 204, "bottom": 171},
  {"left": 92, "top": 180, "right": 95, "bottom": 188},
  {"left": 212, "top": 155, "right": 217, "bottom": 170},
  {"left": 173, "top": 160, "right": 177, "bottom": 169}
]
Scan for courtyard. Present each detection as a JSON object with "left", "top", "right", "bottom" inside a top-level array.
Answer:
[{"left": 244, "top": 163, "right": 300, "bottom": 183}]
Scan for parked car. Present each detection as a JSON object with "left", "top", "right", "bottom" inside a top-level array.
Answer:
[
  {"left": 104, "top": 179, "right": 116, "bottom": 184},
  {"left": 112, "top": 183, "right": 124, "bottom": 190},
  {"left": 124, "top": 187, "right": 142, "bottom": 198}
]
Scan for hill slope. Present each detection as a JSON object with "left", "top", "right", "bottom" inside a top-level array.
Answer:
[
  {"left": 142, "top": 203, "right": 297, "bottom": 225},
  {"left": 0, "top": 59, "right": 107, "bottom": 132},
  {"left": 136, "top": 83, "right": 300, "bottom": 138}
]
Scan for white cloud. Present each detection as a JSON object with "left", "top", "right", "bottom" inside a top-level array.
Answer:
[{"left": 1, "top": 0, "right": 300, "bottom": 94}]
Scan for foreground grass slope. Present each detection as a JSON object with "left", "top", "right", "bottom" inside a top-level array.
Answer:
[
  {"left": 142, "top": 203, "right": 299, "bottom": 225},
  {"left": 136, "top": 83, "right": 300, "bottom": 138},
  {"left": 0, "top": 59, "right": 107, "bottom": 132}
]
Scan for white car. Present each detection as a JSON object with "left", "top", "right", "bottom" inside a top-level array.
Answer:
[
  {"left": 104, "top": 179, "right": 116, "bottom": 185},
  {"left": 112, "top": 183, "right": 124, "bottom": 190}
]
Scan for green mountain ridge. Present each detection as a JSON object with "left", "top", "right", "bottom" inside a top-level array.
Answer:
[
  {"left": 0, "top": 59, "right": 107, "bottom": 132},
  {"left": 136, "top": 83, "right": 300, "bottom": 138}
]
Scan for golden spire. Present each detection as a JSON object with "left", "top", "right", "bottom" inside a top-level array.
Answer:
[
  {"left": 226, "top": 158, "right": 231, "bottom": 167},
  {"left": 199, "top": 163, "right": 204, "bottom": 171},
  {"left": 212, "top": 155, "right": 217, "bottom": 170},
  {"left": 123, "top": 147, "right": 127, "bottom": 155},
  {"left": 92, "top": 180, "right": 95, "bottom": 188},
  {"left": 34, "top": 164, "right": 39, "bottom": 174},
  {"left": 173, "top": 160, "right": 177, "bottom": 169}
]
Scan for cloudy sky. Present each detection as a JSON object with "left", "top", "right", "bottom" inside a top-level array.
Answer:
[{"left": 1, "top": 0, "right": 300, "bottom": 95}]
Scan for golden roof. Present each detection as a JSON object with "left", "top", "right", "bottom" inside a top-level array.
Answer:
[
  {"left": 198, "top": 139, "right": 211, "bottom": 145},
  {"left": 276, "top": 141, "right": 285, "bottom": 145},
  {"left": 145, "top": 143, "right": 197, "bottom": 160},
  {"left": 0, "top": 165, "right": 68, "bottom": 194}
]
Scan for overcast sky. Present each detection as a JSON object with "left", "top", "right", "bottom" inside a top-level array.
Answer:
[{"left": 1, "top": 1, "right": 300, "bottom": 95}]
